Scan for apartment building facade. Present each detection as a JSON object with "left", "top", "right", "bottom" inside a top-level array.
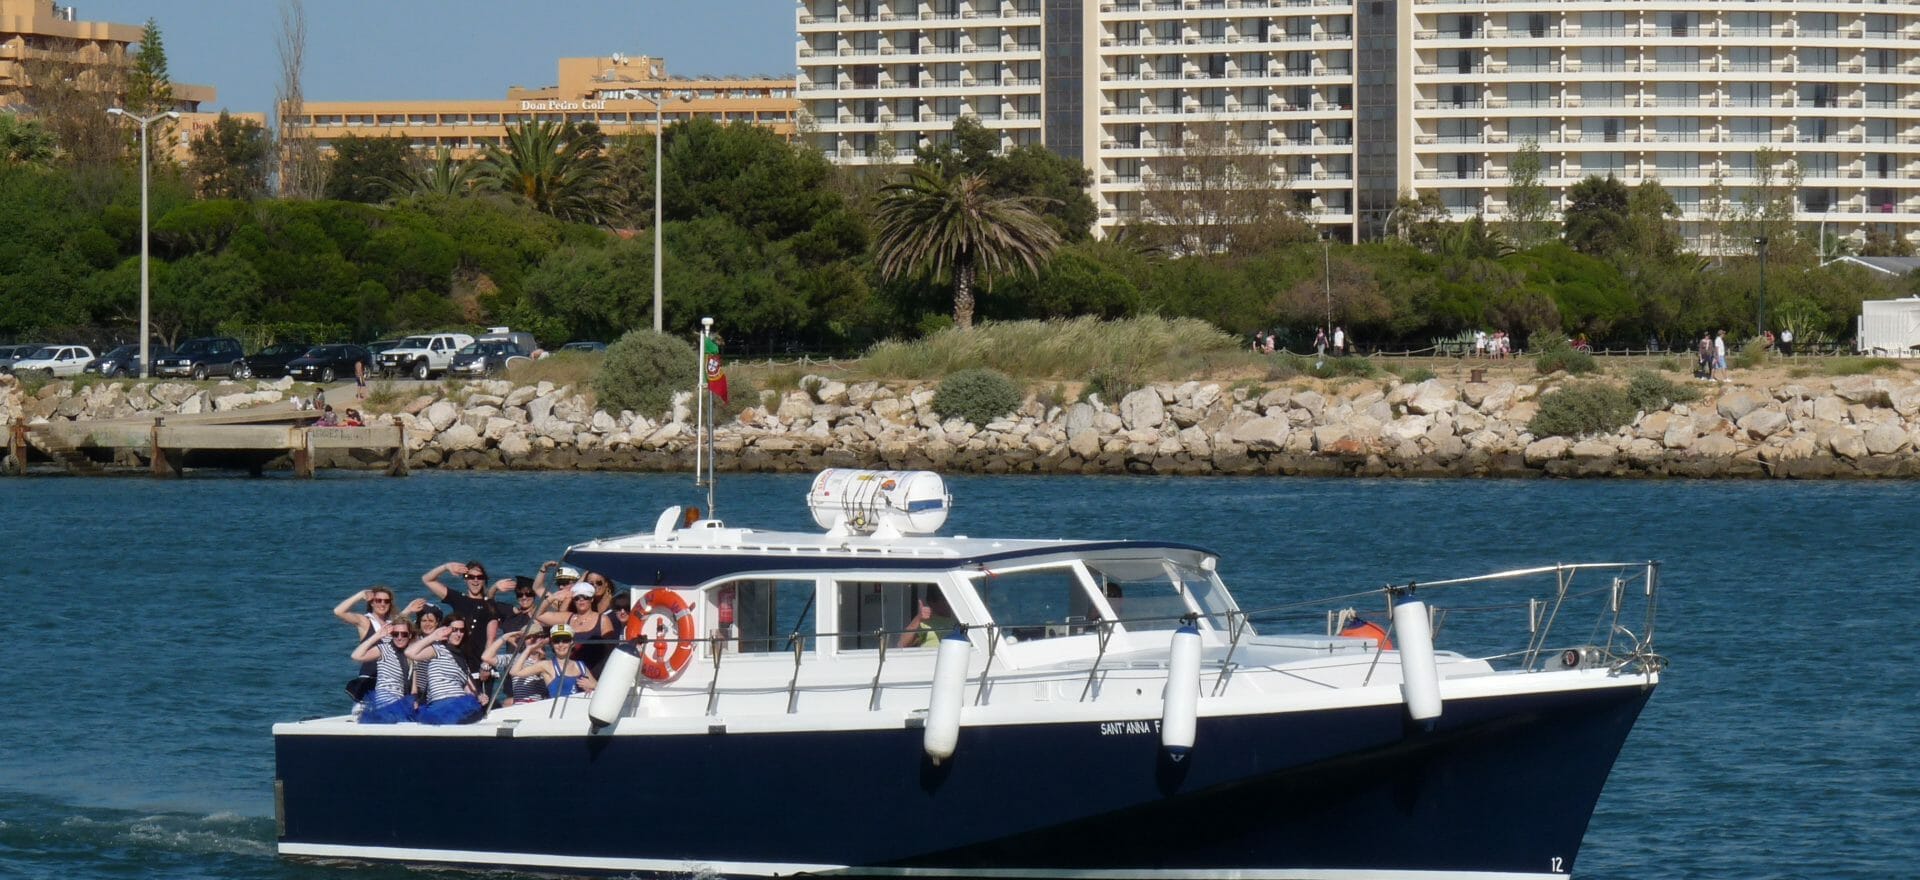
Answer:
[
  {"left": 799, "top": 0, "right": 1920, "bottom": 251},
  {"left": 286, "top": 55, "right": 798, "bottom": 158}
]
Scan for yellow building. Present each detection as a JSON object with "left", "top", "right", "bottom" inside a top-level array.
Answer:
[{"left": 288, "top": 54, "right": 799, "bottom": 157}]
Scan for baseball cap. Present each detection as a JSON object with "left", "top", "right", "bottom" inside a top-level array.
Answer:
[{"left": 556, "top": 566, "right": 581, "bottom": 582}]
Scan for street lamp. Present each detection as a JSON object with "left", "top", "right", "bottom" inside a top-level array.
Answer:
[
  {"left": 635, "top": 65, "right": 691, "bottom": 334},
  {"left": 107, "top": 107, "right": 179, "bottom": 380},
  {"left": 1754, "top": 235, "right": 1769, "bottom": 339}
]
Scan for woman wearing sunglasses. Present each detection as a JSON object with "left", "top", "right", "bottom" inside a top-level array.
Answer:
[
  {"left": 350, "top": 621, "right": 419, "bottom": 724},
  {"left": 510, "top": 623, "right": 597, "bottom": 699},
  {"left": 405, "top": 618, "right": 485, "bottom": 725},
  {"left": 538, "top": 583, "right": 611, "bottom": 674},
  {"left": 332, "top": 586, "right": 397, "bottom": 640}
]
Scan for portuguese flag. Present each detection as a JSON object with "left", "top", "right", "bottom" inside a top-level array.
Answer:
[{"left": 703, "top": 336, "right": 729, "bottom": 403}]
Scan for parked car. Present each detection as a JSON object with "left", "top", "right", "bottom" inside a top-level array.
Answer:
[
  {"left": 83, "top": 344, "right": 171, "bottom": 377},
  {"left": 364, "top": 340, "right": 401, "bottom": 362},
  {"left": 376, "top": 332, "right": 475, "bottom": 380},
  {"left": 287, "top": 344, "right": 373, "bottom": 384},
  {"left": 153, "top": 337, "right": 247, "bottom": 380},
  {"left": 10, "top": 345, "right": 96, "bottom": 378},
  {"left": 559, "top": 341, "right": 607, "bottom": 354},
  {"left": 0, "top": 343, "right": 53, "bottom": 372},
  {"left": 234, "top": 342, "right": 315, "bottom": 380},
  {"left": 477, "top": 327, "right": 539, "bottom": 353},
  {"left": 449, "top": 339, "right": 533, "bottom": 377}
]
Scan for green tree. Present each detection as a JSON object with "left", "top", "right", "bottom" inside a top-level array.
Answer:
[
  {"left": 387, "top": 146, "right": 475, "bottom": 200},
  {"left": 1562, "top": 175, "right": 1630, "bottom": 256},
  {"left": 1862, "top": 227, "right": 1915, "bottom": 258},
  {"left": 155, "top": 252, "right": 265, "bottom": 344},
  {"left": 0, "top": 113, "right": 57, "bottom": 166},
  {"left": 476, "top": 120, "right": 609, "bottom": 224},
  {"left": 187, "top": 110, "right": 271, "bottom": 200},
  {"left": 1623, "top": 180, "right": 1684, "bottom": 265},
  {"left": 872, "top": 165, "right": 1062, "bottom": 330},
  {"left": 917, "top": 116, "right": 1096, "bottom": 242},
  {"left": 1503, "top": 140, "right": 1551, "bottom": 249},
  {"left": 1388, "top": 191, "right": 1450, "bottom": 252},
  {"left": 123, "top": 19, "right": 175, "bottom": 168},
  {"left": 1740, "top": 147, "right": 1804, "bottom": 260},
  {"left": 323, "top": 135, "right": 411, "bottom": 202}
]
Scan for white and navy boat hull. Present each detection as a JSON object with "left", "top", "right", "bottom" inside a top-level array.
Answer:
[{"left": 276, "top": 677, "right": 1652, "bottom": 879}]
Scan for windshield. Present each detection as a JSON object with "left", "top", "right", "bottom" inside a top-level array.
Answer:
[
  {"left": 396, "top": 336, "right": 432, "bottom": 348},
  {"left": 259, "top": 343, "right": 306, "bottom": 356},
  {"left": 175, "top": 341, "right": 211, "bottom": 356},
  {"left": 457, "top": 343, "right": 480, "bottom": 355},
  {"left": 1083, "top": 558, "right": 1236, "bottom": 632},
  {"left": 103, "top": 346, "right": 135, "bottom": 358},
  {"left": 310, "top": 346, "right": 340, "bottom": 357}
]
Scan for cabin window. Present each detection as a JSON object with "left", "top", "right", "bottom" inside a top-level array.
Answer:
[
  {"left": 709, "top": 579, "right": 816, "bottom": 655},
  {"left": 1083, "top": 558, "right": 1233, "bottom": 632},
  {"left": 974, "top": 565, "right": 1099, "bottom": 642},
  {"left": 835, "top": 581, "right": 950, "bottom": 650}
]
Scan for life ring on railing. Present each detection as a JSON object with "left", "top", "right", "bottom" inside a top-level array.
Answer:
[{"left": 627, "top": 588, "right": 696, "bottom": 680}]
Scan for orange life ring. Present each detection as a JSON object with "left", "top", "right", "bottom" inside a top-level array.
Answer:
[
  {"left": 1339, "top": 619, "right": 1395, "bottom": 651},
  {"left": 626, "top": 588, "right": 696, "bottom": 680}
]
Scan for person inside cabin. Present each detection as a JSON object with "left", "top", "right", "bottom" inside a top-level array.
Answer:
[
  {"left": 421, "top": 560, "right": 506, "bottom": 674},
  {"left": 897, "top": 590, "right": 957, "bottom": 648},
  {"left": 511, "top": 624, "right": 597, "bottom": 699},
  {"left": 406, "top": 618, "right": 485, "bottom": 724},
  {"left": 350, "top": 619, "right": 418, "bottom": 723}
]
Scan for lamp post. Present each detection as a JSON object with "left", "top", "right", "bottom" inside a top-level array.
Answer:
[
  {"left": 107, "top": 107, "right": 179, "bottom": 379},
  {"left": 1754, "top": 235, "right": 1769, "bottom": 339},
  {"left": 637, "top": 66, "right": 690, "bottom": 334}
]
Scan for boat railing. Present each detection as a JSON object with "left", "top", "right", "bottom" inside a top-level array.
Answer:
[{"left": 477, "top": 561, "right": 1659, "bottom": 720}]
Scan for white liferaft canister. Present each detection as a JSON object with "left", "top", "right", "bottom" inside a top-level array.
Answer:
[
  {"left": 807, "top": 469, "right": 950, "bottom": 535},
  {"left": 589, "top": 644, "right": 642, "bottom": 731}
]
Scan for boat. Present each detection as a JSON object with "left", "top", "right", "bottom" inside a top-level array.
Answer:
[{"left": 274, "top": 468, "right": 1664, "bottom": 879}]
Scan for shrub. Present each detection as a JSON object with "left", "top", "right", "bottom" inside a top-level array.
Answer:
[
  {"left": 861, "top": 316, "right": 1239, "bottom": 380},
  {"left": 1390, "top": 364, "right": 1437, "bottom": 383},
  {"left": 1529, "top": 381, "right": 1635, "bottom": 438},
  {"left": 593, "top": 330, "right": 697, "bottom": 418},
  {"left": 1086, "top": 363, "right": 1141, "bottom": 403},
  {"left": 1533, "top": 336, "right": 1597, "bottom": 375},
  {"left": 1271, "top": 352, "right": 1377, "bottom": 379},
  {"left": 933, "top": 368, "right": 1023, "bottom": 426},
  {"left": 1656, "top": 356, "right": 1684, "bottom": 373},
  {"left": 1731, "top": 336, "right": 1770, "bottom": 370},
  {"left": 1625, "top": 369, "right": 1700, "bottom": 412}
]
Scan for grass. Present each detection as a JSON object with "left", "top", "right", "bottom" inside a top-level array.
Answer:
[
  {"left": 503, "top": 351, "right": 601, "bottom": 389},
  {"left": 1821, "top": 357, "right": 1903, "bottom": 376},
  {"left": 858, "top": 316, "right": 1243, "bottom": 381},
  {"left": 362, "top": 381, "right": 405, "bottom": 414}
]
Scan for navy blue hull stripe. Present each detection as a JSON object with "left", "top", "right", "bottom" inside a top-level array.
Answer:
[{"left": 276, "top": 684, "right": 1652, "bottom": 877}]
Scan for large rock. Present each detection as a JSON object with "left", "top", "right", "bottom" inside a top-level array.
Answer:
[
  {"left": 1864, "top": 422, "right": 1908, "bottom": 455},
  {"left": 1736, "top": 409, "right": 1790, "bottom": 441},
  {"left": 1228, "top": 415, "right": 1291, "bottom": 452},
  {"left": 1405, "top": 380, "right": 1458, "bottom": 415},
  {"left": 438, "top": 423, "right": 484, "bottom": 451},
  {"left": 1715, "top": 389, "right": 1768, "bottom": 422},
  {"left": 1524, "top": 436, "right": 1571, "bottom": 464},
  {"left": 1119, "top": 388, "right": 1165, "bottom": 431},
  {"left": 1891, "top": 384, "right": 1920, "bottom": 418},
  {"left": 1831, "top": 375, "right": 1889, "bottom": 407},
  {"left": 1064, "top": 403, "right": 1097, "bottom": 440},
  {"left": 1289, "top": 389, "right": 1325, "bottom": 419},
  {"left": 424, "top": 401, "right": 460, "bottom": 432},
  {"left": 1691, "top": 434, "right": 1737, "bottom": 458},
  {"left": 1827, "top": 426, "right": 1868, "bottom": 460},
  {"left": 498, "top": 431, "right": 532, "bottom": 457}
]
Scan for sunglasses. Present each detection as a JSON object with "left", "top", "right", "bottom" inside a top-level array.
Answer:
[
  {"left": 448, "top": 627, "right": 467, "bottom": 634},
  {"left": 464, "top": 573, "right": 486, "bottom": 580},
  {"left": 369, "top": 598, "right": 392, "bottom": 604},
  {"left": 390, "top": 631, "right": 412, "bottom": 637},
  {"left": 516, "top": 592, "right": 536, "bottom": 598},
  {"left": 553, "top": 638, "right": 574, "bottom": 645}
]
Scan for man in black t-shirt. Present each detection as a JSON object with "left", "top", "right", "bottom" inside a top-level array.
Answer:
[{"left": 421, "top": 560, "right": 507, "bottom": 671}]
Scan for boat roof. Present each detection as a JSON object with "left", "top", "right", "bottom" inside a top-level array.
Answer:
[{"left": 563, "top": 522, "right": 1216, "bottom": 588}]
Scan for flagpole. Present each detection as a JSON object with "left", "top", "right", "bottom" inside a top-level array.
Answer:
[
  {"left": 698, "top": 320, "right": 714, "bottom": 503},
  {"left": 699, "top": 316, "right": 716, "bottom": 518}
]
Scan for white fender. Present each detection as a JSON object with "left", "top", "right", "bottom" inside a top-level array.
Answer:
[
  {"left": 589, "top": 644, "right": 642, "bottom": 731},
  {"left": 923, "top": 629, "right": 972, "bottom": 764},
  {"left": 1160, "top": 624, "right": 1202, "bottom": 758},
  {"left": 1393, "top": 597, "right": 1442, "bottom": 722}
]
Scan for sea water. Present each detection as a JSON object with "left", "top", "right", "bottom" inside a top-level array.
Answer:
[{"left": 0, "top": 471, "right": 1913, "bottom": 880}]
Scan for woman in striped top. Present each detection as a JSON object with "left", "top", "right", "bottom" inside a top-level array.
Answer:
[
  {"left": 404, "top": 619, "right": 485, "bottom": 725},
  {"left": 350, "top": 621, "right": 419, "bottom": 724}
]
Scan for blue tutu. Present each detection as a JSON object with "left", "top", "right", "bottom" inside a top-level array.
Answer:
[
  {"left": 418, "top": 693, "right": 484, "bottom": 725},
  {"left": 359, "top": 691, "right": 417, "bottom": 724}
]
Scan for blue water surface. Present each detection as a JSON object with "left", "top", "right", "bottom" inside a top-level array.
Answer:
[{"left": 0, "top": 471, "right": 1913, "bottom": 879}]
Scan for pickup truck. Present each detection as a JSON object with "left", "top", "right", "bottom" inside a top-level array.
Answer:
[{"left": 376, "top": 333, "right": 475, "bottom": 380}]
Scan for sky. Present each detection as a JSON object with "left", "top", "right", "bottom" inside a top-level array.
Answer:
[{"left": 76, "top": 0, "right": 796, "bottom": 114}]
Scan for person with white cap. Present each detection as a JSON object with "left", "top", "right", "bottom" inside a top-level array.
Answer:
[{"left": 510, "top": 623, "right": 596, "bottom": 699}]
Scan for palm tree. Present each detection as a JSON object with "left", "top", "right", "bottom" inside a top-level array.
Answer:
[
  {"left": 383, "top": 146, "right": 474, "bottom": 200},
  {"left": 871, "top": 165, "right": 1061, "bottom": 330},
  {"left": 474, "top": 120, "right": 609, "bottom": 224}
]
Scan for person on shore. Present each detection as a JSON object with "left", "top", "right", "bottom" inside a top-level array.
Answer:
[
  {"left": 315, "top": 405, "right": 339, "bottom": 427},
  {"left": 1779, "top": 327, "right": 1794, "bottom": 357},
  {"left": 350, "top": 620, "right": 418, "bottom": 724},
  {"left": 1314, "top": 327, "right": 1328, "bottom": 356},
  {"left": 354, "top": 358, "right": 367, "bottom": 401},
  {"left": 1696, "top": 332, "right": 1714, "bottom": 381},
  {"left": 421, "top": 560, "right": 507, "bottom": 672},
  {"left": 406, "top": 619, "right": 484, "bottom": 724},
  {"left": 511, "top": 624, "right": 597, "bottom": 699},
  {"left": 342, "top": 408, "right": 364, "bottom": 427},
  {"left": 1332, "top": 326, "right": 1346, "bottom": 356},
  {"left": 1714, "top": 330, "right": 1727, "bottom": 373}
]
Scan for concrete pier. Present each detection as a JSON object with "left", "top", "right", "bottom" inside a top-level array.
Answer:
[{"left": 11, "top": 415, "right": 407, "bottom": 477}]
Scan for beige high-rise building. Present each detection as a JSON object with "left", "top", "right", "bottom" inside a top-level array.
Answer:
[
  {"left": 286, "top": 54, "right": 799, "bottom": 158},
  {"left": 800, "top": 0, "right": 1920, "bottom": 252}
]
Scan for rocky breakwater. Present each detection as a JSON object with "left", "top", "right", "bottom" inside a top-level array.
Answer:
[{"left": 10, "top": 371, "right": 1920, "bottom": 478}]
